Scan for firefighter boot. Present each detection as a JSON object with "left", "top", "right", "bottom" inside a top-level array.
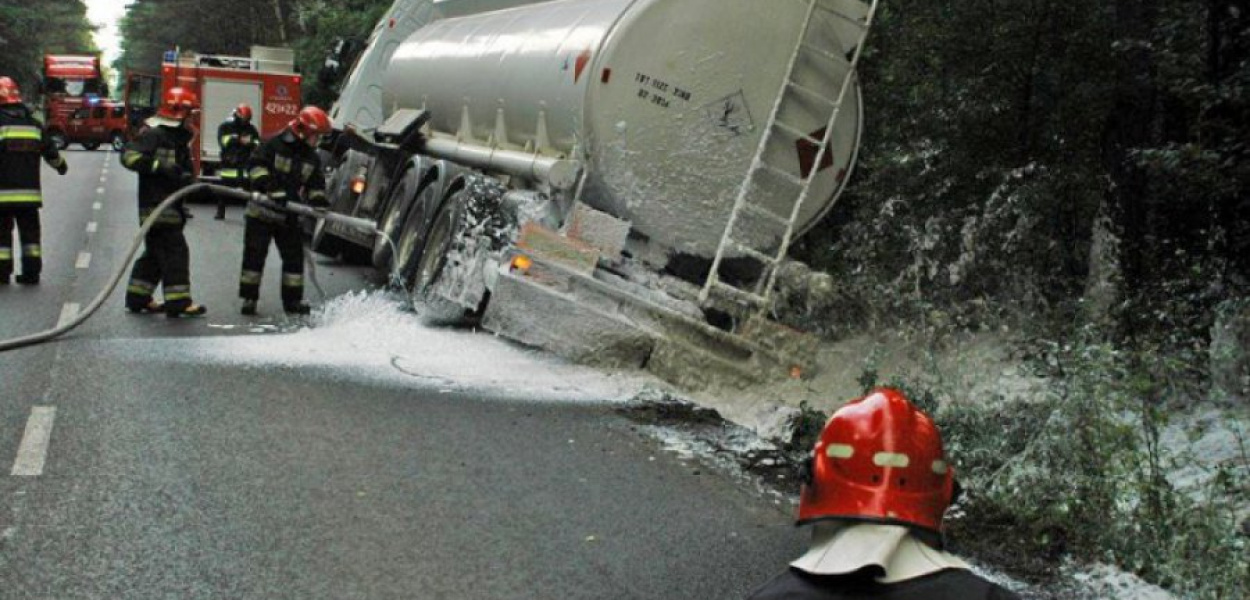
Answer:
[
  {"left": 241, "top": 299, "right": 258, "bottom": 316},
  {"left": 15, "top": 273, "right": 39, "bottom": 285},
  {"left": 284, "top": 302, "right": 312, "bottom": 316},
  {"left": 167, "top": 304, "right": 208, "bottom": 319}
]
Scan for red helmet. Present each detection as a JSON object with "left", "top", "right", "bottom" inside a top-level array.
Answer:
[
  {"left": 0, "top": 77, "right": 22, "bottom": 104},
  {"left": 290, "top": 106, "right": 332, "bottom": 143},
  {"left": 798, "top": 388, "right": 957, "bottom": 533},
  {"left": 158, "top": 87, "right": 198, "bottom": 120},
  {"left": 234, "top": 103, "right": 253, "bottom": 121}
]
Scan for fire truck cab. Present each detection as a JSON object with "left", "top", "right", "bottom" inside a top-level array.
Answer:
[{"left": 159, "top": 46, "right": 302, "bottom": 177}]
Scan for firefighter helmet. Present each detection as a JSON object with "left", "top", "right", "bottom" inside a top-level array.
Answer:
[
  {"left": 234, "top": 103, "right": 253, "bottom": 122},
  {"left": 290, "top": 106, "right": 332, "bottom": 144},
  {"left": 158, "top": 87, "right": 198, "bottom": 120},
  {"left": 797, "top": 388, "right": 957, "bottom": 533},
  {"left": 0, "top": 77, "right": 22, "bottom": 104}
]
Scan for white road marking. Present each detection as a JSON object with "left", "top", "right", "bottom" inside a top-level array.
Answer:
[
  {"left": 86, "top": 222, "right": 98, "bottom": 233},
  {"left": 57, "top": 303, "right": 80, "bottom": 328},
  {"left": 12, "top": 407, "right": 56, "bottom": 477},
  {"left": 96, "top": 187, "right": 105, "bottom": 195},
  {"left": 76, "top": 252, "right": 91, "bottom": 270}
]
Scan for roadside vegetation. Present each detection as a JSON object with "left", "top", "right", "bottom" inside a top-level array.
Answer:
[{"left": 0, "top": 1, "right": 97, "bottom": 93}]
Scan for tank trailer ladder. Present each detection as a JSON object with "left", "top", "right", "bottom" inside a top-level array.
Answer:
[{"left": 699, "top": 0, "right": 879, "bottom": 314}]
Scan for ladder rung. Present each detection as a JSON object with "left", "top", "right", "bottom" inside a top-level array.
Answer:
[
  {"left": 787, "top": 80, "right": 840, "bottom": 108},
  {"left": 732, "top": 242, "right": 777, "bottom": 264},
  {"left": 773, "top": 120, "right": 822, "bottom": 145},
  {"left": 800, "top": 43, "right": 842, "bottom": 65},
  {"left": 810, "top": 1, "right": 870, "bottom": 30},
  {"left": 756, "top": 162, "right": 806, "bottom": 186},
  {"left": 742, "top": 202, "right": 792, "bottom": 225},
  {"left": 711, "top": 280, "right": 768, "bottom": 307}
]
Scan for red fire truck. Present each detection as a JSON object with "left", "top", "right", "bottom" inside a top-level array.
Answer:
[
  {"left": 41, "top": 54, "right": 107, "bottom": 150},
  {"left": 157, "top": 46, "right": 302, "bottom": 177}
]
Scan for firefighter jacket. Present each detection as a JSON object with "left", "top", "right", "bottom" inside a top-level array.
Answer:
[
  {"left": 120, "top": 120, "right": 195, "bottom": 227},
  {"left": 747, "top": 568, "right": 1022, "bottom": 600},
  {"left": 0, "top": 103, "right": 66, "bottom": 209},
  {"left": 217, "top": 117, "right": 260, "bottom": 176},
  {"left": 246, "top": 129, "right": 327, "bottom": 224}
]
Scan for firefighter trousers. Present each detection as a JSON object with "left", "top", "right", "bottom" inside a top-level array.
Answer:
[
  {"left": 0, "top": 208, "right": 42, "bottom": 280},
  {"left": 126, "top": 225, "right": 194, "bottom": 312},
  {"left": 239, "top": 216, "right": 304, "bottom": 305},
  {"left": 215, "top": 169, "right": 248, "bottom": 216}
]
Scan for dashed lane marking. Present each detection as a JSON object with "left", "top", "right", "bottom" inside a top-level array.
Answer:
[
  {"left": 12, "top": 407, "right": 56, "bottom": 477},
  {"left": 92, "top": 202, "right": 101, "bottom": 211},
  {"left": 57, "top": 303, "right": 80, "bottom": 328},
  {"left": 96, "top": 187, "right": 105, "bottom": 195},
  {"left": 76, "top": 252, "right": 91, "bottom": 270},
  {"left": 86, "top": 222, "right": 97, "bottom": 233}
]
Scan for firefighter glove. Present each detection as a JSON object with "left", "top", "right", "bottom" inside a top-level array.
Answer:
[{"left": 55, "top": 162, "right": 68, "bottom": 176}]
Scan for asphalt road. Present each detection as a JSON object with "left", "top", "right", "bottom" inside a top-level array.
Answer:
[{"left": 0, "top": 149, "right": 805, "bottom": 599}]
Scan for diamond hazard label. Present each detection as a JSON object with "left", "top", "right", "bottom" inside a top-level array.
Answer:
[{"left": 796, "top": 127, "right": 834, "bottom": 179}]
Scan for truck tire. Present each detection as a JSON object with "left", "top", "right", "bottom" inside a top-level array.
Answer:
[
  {"left": 81, "top": 142, "right": 101, "bottom": 151},
  {"left": 316, "top": 149, "right": 368, "bottom": 260},
  {"left": 110, "top": 131, "right": 126, "bottom": 152},
  {"left": 408, "top": 190, "right": 468, "bottom": 324},
  {"left": 310, "top": 218, "right": 344, "bottom": 258},
  {"left": 371, "top": 166, "right": 421, "bottom": 271}
]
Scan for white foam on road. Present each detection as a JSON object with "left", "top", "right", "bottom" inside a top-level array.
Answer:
[{"left": 118, "top": 291, "right": 658, "bottom": 403}]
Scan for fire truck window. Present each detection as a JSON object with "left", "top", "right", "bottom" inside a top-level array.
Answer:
[
  {"left": 65, "top": 80, "right": 86, "bottom": 97},
  {"left": 112, "top": 106, "right": 126, "bottom": 118},
  {"left": 92, "top": 107, "right": 106, "bottom": 119},
  {"left": 72, "top": 108, "right": 90, "bottom": 120}
]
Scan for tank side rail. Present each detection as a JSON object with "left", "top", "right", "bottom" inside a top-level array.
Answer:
[{"left": 424, "top": 135, "right": 581, "bottom": 191}]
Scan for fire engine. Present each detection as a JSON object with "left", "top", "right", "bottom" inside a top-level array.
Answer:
[
  {"left": 156, "top": 46, "right": 302, "bottom": 176},
  {"left": 41, "top": 54, "right": 107, "bottom": 150}
]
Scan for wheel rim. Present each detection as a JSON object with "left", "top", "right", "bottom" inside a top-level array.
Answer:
[
  {"left": 111, "top": 134, "right": 125, "bottom": 151},
  {"left": 414, "top": 204, "right": 455, "bottom": 295}
]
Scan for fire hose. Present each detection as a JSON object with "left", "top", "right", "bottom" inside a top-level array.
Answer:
[{"left": 0, "top": 183, "right": 379, "bottom": 353}]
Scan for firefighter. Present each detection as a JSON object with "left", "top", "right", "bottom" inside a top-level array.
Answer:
[
  {"left": 214, "top": 103, "right": 259, "bottom": 219},
  {"left": 0, "top": 76, "right": 68, "bottom": 285},
  {"left": 119, "top": 87, "right": 207, "bottom": 318},
  {"left": 240, "top": 105, "right": 331, "bottom": 316},
  {"left": 747, "top": 388, "right": 1021, "bottom": 600}
]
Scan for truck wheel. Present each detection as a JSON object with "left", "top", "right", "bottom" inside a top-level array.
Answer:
[
  {"left": 408, "top": 191, "right": 469, "bottom": 324},
  {"left": 110, "top": 132, "right": 126, "bottom": 152},
  {"left": 372, "top": 169, "right": 414, "bottom": 270},
  {"left": 310, "top": 217, "right": 344, "bottom": 258},
  {"left": 49, "top": 131, "right": 68, "bottom": 151},
  {"left": 81, "top": 142, "right": 101, "bottom": 151}
]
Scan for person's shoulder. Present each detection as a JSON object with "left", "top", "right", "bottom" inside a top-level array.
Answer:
[
  {"left": 745, "top": 569, "right": 827, "bottom": 600},
  {"left": 939, "top": 569, "right": 1022, "bottom": 600}
]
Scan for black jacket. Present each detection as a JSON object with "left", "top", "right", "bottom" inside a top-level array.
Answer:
[
  {"left": 120, "top": 121, "right": 195, "bottom": 226},
  {"left": 217, "top": 117, "right": 259, "bottom": 169},
  {"left": 246, "top": 129, "right": 326, "bottom": 223},
  {"left": 747, "top": 568, "right": 1022, "bottom": 600},
  {"left": 0, "top": 103, "right": 65, "bottom": 209}
]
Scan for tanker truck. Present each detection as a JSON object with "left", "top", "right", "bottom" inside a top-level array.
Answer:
[{"left": 315, "top": 0, "right": 877, "bottom": 388}]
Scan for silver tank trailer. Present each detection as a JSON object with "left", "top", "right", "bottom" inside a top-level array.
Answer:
[{"left": 385, "top": 0, "right": 865, "bottom": 259}]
